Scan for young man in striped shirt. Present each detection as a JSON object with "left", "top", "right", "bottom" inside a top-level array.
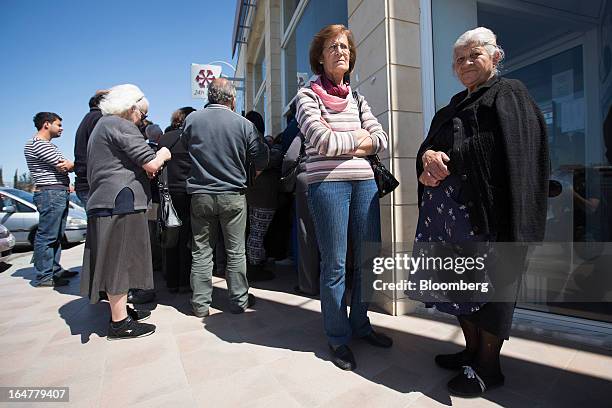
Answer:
[{"left": 24, "top": 112, "right": 75, "bottom": 287}]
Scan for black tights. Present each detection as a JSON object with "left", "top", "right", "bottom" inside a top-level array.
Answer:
[{"left": 458, "top": 316, "right": 504, "bottom": 375}]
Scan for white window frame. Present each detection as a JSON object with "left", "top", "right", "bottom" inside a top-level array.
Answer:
[
  {"left": 419, "top": 0, "right": 436, "bottom": 138},
  {"left": 281, "top": 0, "right": 310, "bottom": 114}
]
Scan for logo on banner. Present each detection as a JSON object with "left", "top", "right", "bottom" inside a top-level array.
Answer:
[{"left": 191, "top": 64, "right": 222, "bottom": 99}]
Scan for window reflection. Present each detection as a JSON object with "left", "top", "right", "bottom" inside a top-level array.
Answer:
[{"left": 282, "top": 0, "right": 347, "bottom": 106}]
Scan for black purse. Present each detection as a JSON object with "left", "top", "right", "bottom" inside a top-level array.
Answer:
[
  {"left": 353, "top": 91, "right": 399, "bottom": 198},
  {"left": 156, "top": 165, "right": 182, "bottom": 248},
  {"left": 366, "top": 154, "right": 400, "bottom": 198},
  {"left": 279, "top": 133, "right": 305, "bottom": 193}
]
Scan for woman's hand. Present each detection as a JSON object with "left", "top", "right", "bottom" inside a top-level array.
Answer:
[
  {"left": 351, "top": 129, "right": 375, "bottom": 157},
  {"left": 420, "top": 150, "right": 450, "bottom": 186},
  {"left": 157, "top": 147, "right": 171, "bottom": 162},
  {"left": 142, "top": 147, "right": 172, "bottom": 176}
]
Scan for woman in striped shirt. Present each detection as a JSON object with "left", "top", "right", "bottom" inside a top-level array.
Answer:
[{"left": 295, "top": 24, "right": 391, "bottom": 371}]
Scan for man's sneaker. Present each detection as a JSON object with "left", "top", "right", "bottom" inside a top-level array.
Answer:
[
  {"left": 57, "top": 269, "right": 78, "bottom": 278},
  {"left": 107, "top": 316, "right": 155, "bottom": 341},
  {"left": 36, "top": 277, "right": 69, "bottom": 287},
  {"left": 126, "top": 306, "right": 151, "bottom": 322},
  {"left": 229, "top": 293, "right": 256, "bottom": 314}
]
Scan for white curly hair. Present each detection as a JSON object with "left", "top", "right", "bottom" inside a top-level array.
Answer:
[{"left": 99, "top": 84, "right": 149, "bottom": 117}]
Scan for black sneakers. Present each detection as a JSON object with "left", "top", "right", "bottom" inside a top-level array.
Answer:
[
  {"left": 329, "top": 344, "right": 356, "bottom": 371},
  {"left": 127, "top": 289, "right": 156, "bottom": 304},
  {"left": 107, "top": 316, "right": 155, "bottom": 341},
  {"left": 36, "top": 277, "right": 69, "bottom": 287},
  {"left": 126, "top": 306, "right": 151, "bottom": 322}
]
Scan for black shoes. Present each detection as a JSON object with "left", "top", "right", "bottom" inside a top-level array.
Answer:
[
  {"left": 247, "top": 264, "right": 275, "bottom": 282},
  {"left": 107, "top": 316, "right": 156, "bottom": 341},
  {"left": 329, "top": 344, "right": 356, "bottom": 371},
  {"left": 36, "top": 276, "right": 69, "bottom": 287},
  {"left": 435, "top": 350, "right": 475, "bottom": 370},
  {"left": 126, "top": 306, "right": 151, "bottom": 322},
  {"left": 127, "top": 289, "right": 156, "bottom": 304},
  {"left": 360, "top": 331, "right": 393, "bottom": 348},
  {"left": 57, "top": 269, "right": 78, "bottom": 278},
  {"left": 229, "top": 293, "right": 257, "bottom": 314},
  {"left": 447, "top": 365, "right": 505, "bottom": 398}
]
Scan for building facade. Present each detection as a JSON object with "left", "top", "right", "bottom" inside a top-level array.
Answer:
[{"left": 232, "top": 0, "right": 612, "bottom": 325}]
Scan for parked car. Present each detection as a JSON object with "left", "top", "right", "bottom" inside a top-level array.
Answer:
[
  {"left": 0, "top": 223, "right": 16, "bottom": 262},
  {"left": 0, "top": 187, "right": 87, "bottom": 247},
  {"left": 69, "top": 192, "right": 84, "bottom": 209}
]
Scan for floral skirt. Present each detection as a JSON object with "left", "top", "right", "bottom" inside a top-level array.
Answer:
[{"left": 411, "top": 174, "right": 492, "bottom": 316}]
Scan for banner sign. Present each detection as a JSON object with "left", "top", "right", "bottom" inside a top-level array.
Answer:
[{"left": 191, "top": 64, "right": 222, "bottom": 99}]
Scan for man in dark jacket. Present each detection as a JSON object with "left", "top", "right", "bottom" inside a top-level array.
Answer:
[
  {"left": 182, "top": 78, "right": 269, "bottom": 317},
  {"left": 73, "top": 90, "right": 107, "bottom": 208}
]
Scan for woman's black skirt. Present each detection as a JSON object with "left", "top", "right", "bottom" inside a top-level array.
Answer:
[{"left": 80, "top": 212, "right": 154, "bottom": 304}]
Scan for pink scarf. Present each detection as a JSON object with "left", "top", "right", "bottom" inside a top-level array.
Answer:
[{"left": 310, "top": 75, "right": 351, "bottom": 112}]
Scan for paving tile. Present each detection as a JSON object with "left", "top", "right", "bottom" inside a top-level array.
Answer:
[{"left": 0, "top": 243, "right": 611, "bottom": 407}]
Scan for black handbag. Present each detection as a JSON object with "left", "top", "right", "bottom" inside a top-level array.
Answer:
[
  {"left": 156, "top": 165, "right": 182, "bottom": 248},
  {"left": 366, "top": 154, "right": 400, "bottom": 198},
  {"left": 279, "top": 133, "right": 305, "bottom": 193},
  {"left": 353, "top": 91, "right": 399, "bottom": 198}
]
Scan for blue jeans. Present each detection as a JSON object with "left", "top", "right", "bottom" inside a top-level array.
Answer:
[
  {"left": 308, "top": 179, "right": 380, "bottom": 346},
  {"left": 32, "top": 189, "right": 69, "bottom": 284},
  {"left": 76, "top": 189, "right": 89, "bottom": 209}
]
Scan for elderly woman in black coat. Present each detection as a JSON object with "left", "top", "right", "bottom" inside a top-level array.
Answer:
[{"left": 413, "top": 27, "right": 548, "bottom": 397}]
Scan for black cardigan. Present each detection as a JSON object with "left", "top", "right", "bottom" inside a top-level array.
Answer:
[
  {"left": 74, "top": 107, "right": 103, "bottom": 192},
  {"left": 416, "top": 77, "right": 549, "bottom": 242}
]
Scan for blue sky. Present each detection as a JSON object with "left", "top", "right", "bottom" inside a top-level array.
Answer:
[{"left": 0, "top": 0, "right": 238, "bottom": 185}]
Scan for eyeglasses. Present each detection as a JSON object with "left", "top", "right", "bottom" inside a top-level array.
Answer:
[
  {"left": 325, "top": 42, "right": 350, "bottom": 55},
  {"left": 137, "top": 108, "right": 148, "bottom": 121}
]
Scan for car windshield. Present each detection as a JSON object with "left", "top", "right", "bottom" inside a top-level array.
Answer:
[{"left": 1, "top": 188, "right": 34, "bottom": 204}]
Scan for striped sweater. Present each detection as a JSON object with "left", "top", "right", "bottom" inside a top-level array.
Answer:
[
  {"left": 295, "top": 83, "right": 388, "bottom": 184},
  {"left": 24, "top": 137, "right": 69, "bottom": 187}
]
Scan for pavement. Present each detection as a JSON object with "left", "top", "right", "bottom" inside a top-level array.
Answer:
[{"left": 0, "top": 244, "right": 611, "bottom": 407}]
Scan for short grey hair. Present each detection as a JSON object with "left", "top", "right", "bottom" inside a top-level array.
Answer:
[
  {"left": 453, "top": 27, "right": 505, "bottom": 75},
  {"left": 99, "top": 84, "right": 149, "bottom": 117},
  {"left": 207, "top": 78, "right": 236, "bottom": 106}
]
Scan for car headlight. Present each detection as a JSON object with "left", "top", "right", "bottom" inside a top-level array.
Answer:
[
  {"left": 66, "top": 217, "right": 87, "bottom": 228},
  {"left": 0, "top": 225, "right": 8, "bottom": 238}
]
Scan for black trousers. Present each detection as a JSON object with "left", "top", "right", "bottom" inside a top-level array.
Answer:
[{"left": 163, "top": 193, "right": 192, "bottom": 289}]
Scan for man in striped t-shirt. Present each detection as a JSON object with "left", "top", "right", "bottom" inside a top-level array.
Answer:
[{"left": 24, "top": 112, "right": 75, "bottom": 287}]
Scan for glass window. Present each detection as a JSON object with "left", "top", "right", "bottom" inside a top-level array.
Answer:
[
  {"left": 253, "top": 43, "right": 266, "bottom": 98},
  {"left": 282, "top": 0, "right": 348, "bottom": 106},
  {"left": 431, "top": 0, "right": 612, "bottom": 322},
  {"left": 0, "top": 194, "right": 16, "bottom": 210},
  {"left": 282, "top": 0, "right": 299, "bottom": 31}
]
